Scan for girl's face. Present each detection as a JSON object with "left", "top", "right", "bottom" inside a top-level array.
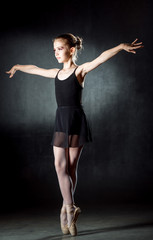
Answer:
[{"left": 53, "top": 39, "right": 74, "bottom": 63}]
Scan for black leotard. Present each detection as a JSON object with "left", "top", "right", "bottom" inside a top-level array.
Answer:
[
  {"left": 51, "top": 68, "right": 92, "bottom": 148},
  {"left": 55, "top": 68, "right": 83, "bottom": 107}
]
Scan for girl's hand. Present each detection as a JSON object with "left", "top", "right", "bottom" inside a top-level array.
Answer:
[
  {"left": 123, "top": 39, "right": 144, "bottom": 54},
  {"left": 6, "top": 65, "right": 18, "bottom": 78}
]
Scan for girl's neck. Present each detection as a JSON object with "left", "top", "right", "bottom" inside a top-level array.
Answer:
[{"left": 63, "top": 59, "right": 76, "bottom": 70}]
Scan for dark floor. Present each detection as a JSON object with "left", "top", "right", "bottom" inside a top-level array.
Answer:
[{"left": 0, "top": 203, "right": 153, "bottom": 240}]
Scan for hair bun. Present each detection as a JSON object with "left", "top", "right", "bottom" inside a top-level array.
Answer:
[{"left": 76, "top": 36, "right": 83, "bottom": 50}]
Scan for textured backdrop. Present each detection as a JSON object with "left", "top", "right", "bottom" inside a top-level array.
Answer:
[{"left": 0, "top": 0, "right": 153, "bottom": 210}]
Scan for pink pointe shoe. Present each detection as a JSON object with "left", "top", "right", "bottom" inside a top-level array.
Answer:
[
  {"left": 66, "top": 204, "right": 81, "bottom": 236},
  {"left": 60, "top": 205, "right": 69, "bottom": 235}
]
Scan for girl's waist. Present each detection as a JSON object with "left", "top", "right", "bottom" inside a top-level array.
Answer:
[{"left": 57, "top": 105, "right": 83, "bottom": 109}]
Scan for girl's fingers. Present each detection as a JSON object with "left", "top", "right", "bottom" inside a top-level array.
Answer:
[
  {"left": 6, "top": 70, "right": 14, "bottom": 78},
  {"left": 131, "top": 38, "right": 138, "bottom": 45},
  {"left": 133, "top": 42, "right": 143, "bottom": 46},
  {"left": 133, "top": 45, "right": 144, "bottom": 49},
  {"left": 129, "top": 50, "right": 136, "bottom": 54}
]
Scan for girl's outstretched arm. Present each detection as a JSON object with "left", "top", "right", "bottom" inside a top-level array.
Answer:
[
  {"left": 80, "top": 39, "right": 144, "bottom": 76},
  {"left": 6, "top": 64, "right": 59, "bottom": 79}
]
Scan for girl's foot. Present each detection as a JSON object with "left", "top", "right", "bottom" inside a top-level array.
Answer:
[
  {"left": 60, "top": 205, "right": 69, "bottom": 235},
  {"left": 66, "top": 204, "right": 81, "bottom": 236}
]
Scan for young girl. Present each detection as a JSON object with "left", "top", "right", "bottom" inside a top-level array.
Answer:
[{"left": 6, "top": 33, "right": 143, "bottom": 236}]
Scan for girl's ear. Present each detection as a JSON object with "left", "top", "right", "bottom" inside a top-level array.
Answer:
[{"left": 70, "top": 47, "right": 76, "bottom": 55}]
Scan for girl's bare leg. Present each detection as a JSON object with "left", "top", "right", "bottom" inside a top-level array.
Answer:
[
  {"left": 54, "top": 145, "right": 83, "bottom": 233},
  {"left": 54, "top": 146, "right": 73, "bottom": 205},
  {"left": 67, "top": 146, "right": 83, "bottom": 198}
]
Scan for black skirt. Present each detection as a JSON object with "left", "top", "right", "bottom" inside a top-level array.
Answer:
[{"left": 51, "top": 106, "right": 92, "bottom": 148}]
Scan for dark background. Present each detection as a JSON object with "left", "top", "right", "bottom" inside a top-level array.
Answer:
[{"left": 0, "top": 0, "right": 153, "bottom": 211}]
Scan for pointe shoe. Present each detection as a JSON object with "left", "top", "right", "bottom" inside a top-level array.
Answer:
[
  {"left": 60, "top": 205, "right": 69, "bottom": 235},
  {"left": 66, "top": 204, "right": 81, "bottom": 236}
]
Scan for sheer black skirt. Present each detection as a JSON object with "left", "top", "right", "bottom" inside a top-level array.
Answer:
[{"left": 51, "top": 106, "right": 92, "bottom": 148}]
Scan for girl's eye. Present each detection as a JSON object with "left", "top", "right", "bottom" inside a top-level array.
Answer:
[{"left": 53, "top": 47, "right": 64, "bottom": 52}]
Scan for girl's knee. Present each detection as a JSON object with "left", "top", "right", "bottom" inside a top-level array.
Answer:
[
  {"left": 54, "top": 159, "right": 67, "bottom": 174},
  {"left": 53, "top": 146, "right": 68, "bottom": 174}
]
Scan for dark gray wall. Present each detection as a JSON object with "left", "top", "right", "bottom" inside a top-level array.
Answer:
[{"left": 0, "top": 0, "right": 153, "bottom": 210}]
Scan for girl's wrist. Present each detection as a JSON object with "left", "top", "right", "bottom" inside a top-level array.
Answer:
[
  {"left": 120, "top": 43, "right": 125, "bottom": 51},
  {"left": 15, "top": 64, "right": 20, "bottom": 70}
]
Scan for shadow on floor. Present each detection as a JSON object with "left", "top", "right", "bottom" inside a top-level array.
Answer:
[{"left": 37, "top": 221, "right": 153, "bottom": 240}]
